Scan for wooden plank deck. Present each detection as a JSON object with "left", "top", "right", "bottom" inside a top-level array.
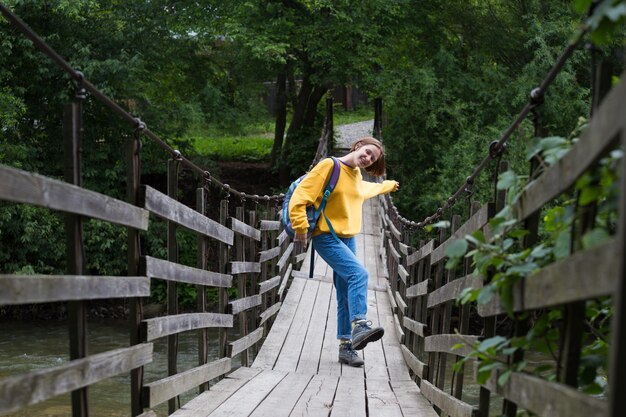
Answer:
[{"left": 171, "top": 199, "right": 437, "bottom": 417}]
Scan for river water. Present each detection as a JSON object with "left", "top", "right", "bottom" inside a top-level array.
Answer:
[
  {"left": 0, "top": 320, "right": 238, "bottom": 417},
  {"left": 2, "top": 320, "right": 508, "bottom": 416}
]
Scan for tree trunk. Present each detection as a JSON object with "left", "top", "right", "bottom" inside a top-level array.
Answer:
[
  {"left": 303, "top": 85, "right": 328, "bottom": 128},
  {"left": 279, "top": 75, "right": 327, "bottom": 186},
  {"left": 287, "top": 75, "right": 314, "bottom": 136},
  {"left": 287, "top": 73, "right": 298, "bottom": 109},
  {"left": 270, "top": 72, "right": 287, "bottom": 169}
]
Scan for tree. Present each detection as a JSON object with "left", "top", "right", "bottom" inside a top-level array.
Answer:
[
  {"left": 374, "top": 0, "right": 622, "bottom": 222},
  {"left": 221, "top": 0, "right": 404, "bottom": 181},
  {"left": 0, "top": 0, "right": 227, "bottom": 273}
]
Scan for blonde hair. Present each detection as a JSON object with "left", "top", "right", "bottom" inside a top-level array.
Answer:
[{"left": 351, "top": 136, "right": 386, "bottom": 177}]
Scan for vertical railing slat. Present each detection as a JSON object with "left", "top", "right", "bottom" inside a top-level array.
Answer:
[
  {"left": 127, "top": 130, "right": 144, "bottom": 416},
  {"left": 167, "top": 160, "right": 179, "bottom": 414},
  {"left": 219, "top": 199, "right": 230, "bottom": 361},
  {"left": 197, "top": 187, "right": 209, "bottom": 393},
  {"left": 64, "top": 94, "right": 88, "bottom": 417}
]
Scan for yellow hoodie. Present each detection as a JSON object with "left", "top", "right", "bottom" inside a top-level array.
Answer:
[{"left": 288, "top": 158, "right": 397, "bottom": 237}]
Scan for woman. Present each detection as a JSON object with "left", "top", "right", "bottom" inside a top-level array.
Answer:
[{"left": 288, "top": 136, "right": 399, "bottom": 367}]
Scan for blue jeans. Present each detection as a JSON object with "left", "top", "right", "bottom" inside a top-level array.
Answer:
[{"left": 312, "top": 233, "right": 368, "bottom": 340}]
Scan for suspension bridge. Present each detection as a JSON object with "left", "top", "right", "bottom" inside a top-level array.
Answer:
[{"left": 1, "top": 3, "right": 625, "bottom": 417}]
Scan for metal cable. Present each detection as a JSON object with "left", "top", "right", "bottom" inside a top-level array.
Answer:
[
  {"left": 0, "top": 3, "right": 314, "bottom": 203},
  {"left": 389, "top": 28, "right": 588, "bottom": 231}
]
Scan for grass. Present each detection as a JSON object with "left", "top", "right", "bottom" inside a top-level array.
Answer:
[
  {"left": 191, "top": 135, "right": 273, "bottom": 162},
  {"left": 187, "top": 104, "right": 375, "bottom": 162},
  {"left": 186, "top": 116, "right": 274, "bottom": 162},
  {"left": 333, "top": 105, "right": 375, "bottom": 125}
]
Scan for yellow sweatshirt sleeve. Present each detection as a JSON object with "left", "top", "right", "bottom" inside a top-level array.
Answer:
[
  {"left": 287, "top": 158, "right": 334, "bottom": 235},
  {"left": 361, "top": 179, "right": 397, "bottom": 200}
]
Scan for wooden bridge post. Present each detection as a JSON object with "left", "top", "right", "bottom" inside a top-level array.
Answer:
[
  {"left": 197, "top": 187, "right": 209, "bottom": 392},
  {"left": 478, "top": 160, "right": 508, "bottom": 417},
  {"left": 427, "top": 226, "right": 446, "bottom": 389},
  {"left": 127, "top": 128, "right": 144, "bottom": 416},
  {"left": 403, "top": 229, "right": 415, "bottom": 359},
  {"left": 452, "top": 202, "right": 480, "bottom": 400},
  {"left": 63, "top": 85, "right": 88, "bottom": 417},
  {"left": 326, "top": 96, "right": 334, "bottom": 156},
  {"left": 413, "top": 235, "right": 432, "bottom": 382},
  {"left": 247, "top": 208, "right": 259, "bottom": 352},
  {"left": 167, "top": 159, "right": 180, "bottom": 414},
  {"left": 609, "top": 121, "right": 626, "bottom": 417},
  {"left": 219, "top": 199, "right": 230, "bottom": 361},
  {"left": 501, "top": 131, "right": 542, "bottom": 417},
  {"left": 559, "top": 55, "right": 614, "bottom": 388},
  {"left": 259, "top": 209, "right": 269, "bottom": 325},
  {"left": 373, "top": 98, "right": 383, "bottom": 139},
  {"left": 435, "top": 214, "right": 460, "bottom": 391},
  {"left": 235, "top": 205, "right": 250, "bottom": 367}
]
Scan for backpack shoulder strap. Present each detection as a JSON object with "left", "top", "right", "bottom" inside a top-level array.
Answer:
[{"left": 326, "top": 157, "right": 341, "bottom": 192}]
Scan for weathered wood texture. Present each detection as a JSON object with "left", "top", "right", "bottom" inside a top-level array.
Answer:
[
  {"left": 406, "top": 239, "right": 434, "bottom": 266},
  {"left": 401, "top": 344, "right": 428, "bottom": 378},
  {"left": 143, "top": 358, "right": 232, "bottom": 408},
  {"left": 0, "top": 344, "right": 153, "bottom": 415},
  {"left": 141, "top": 313, "right": 233, "bottom": 341},
  {"left": 258, "top": 246, "right": 281, "bottom": 263},
  {"left": 427, "top": 275, "right": 482, "bottom": 308},
  {"left": 228, "top": 327, "right": 264, "bottom": 357},
  {"left": 229, "top": 216, "right": 261, "bottom": 241},
  {"left": 420, "top": 380, "right": 479, "bottom": 417},
  {"left": 480, "top": 369, "right": 607, "bottom": 417},
  {"left": 141, "top": 185, "right": 233, "bottom": 244},
  {"left": 259, "top": 220, "right": 281, "bottom": 231},
  {"left": 424, "top": 335, "right": 479, "bottom": 357},
  {"left": 387, "top": 71, "right": 626, "bottom": 417},
  {"left": 259, "top": 302, "right": 282, "bottom": 326},
  {"left": 0, "top": 275, "right": 149, "bottom": 304},
  {"left": 142, "top": 256, "right": 232, "bottom": 287},
  {"left": 0, "top": 165, "right": 149, "bottom": 230},
  {"left": 479, "top": 238, "right": 618, "bottom": 316},
  {"left": 258, "top": 275, "right": 281, "bottom": 295},
  {"left": 229, "top": 261, "right": 261, "bottom": 274},
  {"left": 229, "top": 294, "right": 262, "bottom": 315},
  {"left": 430, "top": 203, "right": 493, "bottom": 264}
]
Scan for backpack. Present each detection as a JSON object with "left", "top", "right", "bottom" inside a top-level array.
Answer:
[{"left": 282, "top": 157, "right": 341, "bottom": 239}]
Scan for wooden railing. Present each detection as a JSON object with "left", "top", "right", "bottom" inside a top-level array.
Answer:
[
  {"left": 0, "top": 107, "right": 334, "bottom": 415},
  {"left": 0, "top": 4, "right": 312, "bottom": 416},
  {"left": 380, "top": 70, "right": 625, "bottom": 417},
  {"left": 0, "top": 137, "right": 295, "bottom": 417}
]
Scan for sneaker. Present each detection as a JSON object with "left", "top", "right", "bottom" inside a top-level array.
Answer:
[
  {"left": 351, "top": 320, "right": 384, "bottom": 350},
  {"left": 338, "top": 342, "right": 364, "bottom": 367}
]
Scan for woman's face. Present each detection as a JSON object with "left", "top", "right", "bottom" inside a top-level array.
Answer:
[{"left": 354, "top": 144, "right": 382, "bottom": 168}]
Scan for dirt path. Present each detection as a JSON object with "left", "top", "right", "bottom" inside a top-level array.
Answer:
[{"left": 335, "top": 119, "right": 374, "bottom": 148}]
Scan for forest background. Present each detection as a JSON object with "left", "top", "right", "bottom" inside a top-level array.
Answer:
[{"left": 1, "top": 0, "right": 624, "bottom": 292}]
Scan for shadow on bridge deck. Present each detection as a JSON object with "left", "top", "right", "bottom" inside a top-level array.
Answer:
[{"left": 170, "top": 198, "right": 437, "bottom": 417}]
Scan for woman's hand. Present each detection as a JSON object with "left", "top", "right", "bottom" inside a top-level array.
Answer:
[
  {"left": 294, "top": 232, "right": 308, "bottom": 254},
  {"left": 392, "top": 181, "right": 400, "bottom": 192}
]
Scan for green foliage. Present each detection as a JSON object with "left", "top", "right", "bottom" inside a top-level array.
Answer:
[
  {"left": 447, "top": 118, "right": 621, "bottom": 393},
  {"left": 281, "top": 125, "right": 323, "bottom": 179},
  {"left": 0, "top": 203, "right": 65, "bottom": 273},
  {"left": 579, "top": 0, "right": 626, "bottom": 45},
  {"left": 0, "top": 0, "right": 273, "bottom": 276},
  {"left": 192, "top": 136, "right": 273, "bottom": 162},
  {"left": 333, "top": 105, "right": 374, "bottom": 125},
  {"left": 378, "top": 1, "right": 624, "bottom": 223}
]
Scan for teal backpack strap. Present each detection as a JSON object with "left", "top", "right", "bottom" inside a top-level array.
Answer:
[
  {"left": 323, "top": 211, "right": 340, "bottom": 242},
  {"left": 309, "top": 157, "right": 341, "bottom": 278},
  {"left": 320, "top": 157, "right": 341, "bottom": 243}
]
